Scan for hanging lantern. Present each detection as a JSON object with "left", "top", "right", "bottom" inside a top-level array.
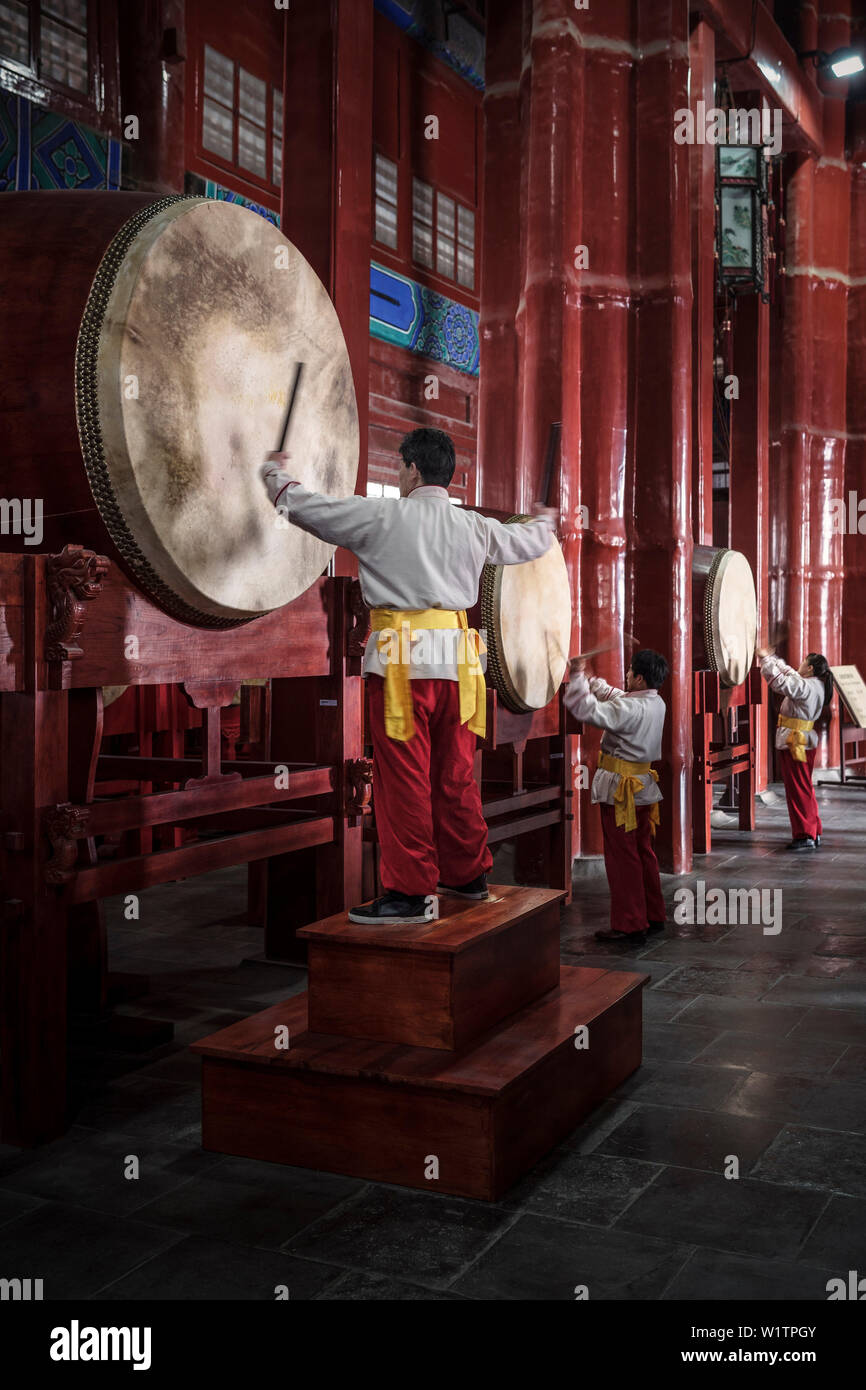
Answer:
[{"left": 715, "top": 144, "right": 769, "bottom": 299}]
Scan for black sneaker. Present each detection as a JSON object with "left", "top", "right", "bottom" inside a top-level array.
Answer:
[
  {"left": 595, "top": 928, "right": 647, "bottom": 946},
  {"left": 436, "top": 873, "right": 489, "bottom": 900},
  {"left": 815, "top": 834, "right": 822, "bottom": 848},
  {"left": 647, "top": 920, "right": 666, "bottom": 935},
  {"left": 348, "top": 891, "right": 434, "bottom": 925},
  {"left": 786, "top": 837, "right": 816, "bottom": 853}
]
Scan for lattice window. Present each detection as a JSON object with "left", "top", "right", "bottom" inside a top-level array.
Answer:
[
  {"left": 456, "top": 203, "right": 475, "bottom": 289},
  {"left": 0, "top": 1, "right": 30, "bottom": 65},
  {"left": 374, "top": 152, "right": 399, "bottom": 250},
  {"left": 273, "top": 89, "right": 283, "bottom": 186},
  {"left": 41, "top": 0, "right": 87, "bottom": 91},
  {"left": 411, "top": 176, "right": 475, "bottom": 291},
  {"left": 0, "top": 0, "right": 89, "bottom": 94},
  {"left": 412, "top": 177, "right": 434, "bottom": 267},
  {"left": 201, "top": 44, "right": 281, "bottom": 191}
]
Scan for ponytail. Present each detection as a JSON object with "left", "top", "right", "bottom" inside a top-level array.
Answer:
[{"left": 807, "top": 653, "right": 834, "bottom": 710}]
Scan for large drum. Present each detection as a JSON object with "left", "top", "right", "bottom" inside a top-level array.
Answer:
[
  {"left": 0, "top": 193, "right": 359, "bottom": 626},
  {"left": 692, "top": 545, "right": 757, "bottom": 687},
  {"left": 480, "top": 518, "right": 572, "bottom": 713}
]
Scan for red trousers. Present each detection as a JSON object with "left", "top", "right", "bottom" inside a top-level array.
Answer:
[
  {"left": 600, "top": 803, "right": 666, "bottom": 935},
  {"left": 367, "top": 675, "right": 492, "bottom": 896},
  {"left": 779, "top": 747, "right": 822, "bottom": 841}
]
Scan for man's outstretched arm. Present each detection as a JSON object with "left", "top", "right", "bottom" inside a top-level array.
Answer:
[
  {"left": 261, "top": 458, "right": 378, "bottom": 551},
  {"left": 564, "top": 670, "right": 641, "bottom": 733},
  {"left": 483, "top": 508, "right": 557, "bottom": 565}
]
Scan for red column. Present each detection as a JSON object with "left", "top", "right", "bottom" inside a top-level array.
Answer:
[
  {"left": 689, "top": 18, "right": 715, "bottom": 548},
  {"left": 805, "top": 7, "right": 850, "bottom": 689},
  {"left": 117, "top": 0, "right": 186, "bottom": 193},
  {"left": 777, "top": 150, "right": 815, "bottom": 667},
  {"left": 479, "top": 0, "right": 693, "bottom": 869},
  {"left": 478, "top": 0, "right": 525, "bottom": 515},
  {"left": 567, "top": 2, "right": 633, "bottom": 856},
  {"left": 517, "top": 4, "right": 585, "bottom": 868},
  {"left": 778, "top": 3, "right": 852, "bottom": 767},
  {"left": 281, "top": 0, "right": 373, "bottom": 500},
  {"left": 629, "top": 0, "right": 693, "bottom": 872},
  {"left": 845, "top": 107, "right": 866, "bottom": 675},
  {"left": 730, "top": 290, "right": 770, "bottom": 790},
  {"left": 479, "top": 0, "right": 586, "bottom": 859}
]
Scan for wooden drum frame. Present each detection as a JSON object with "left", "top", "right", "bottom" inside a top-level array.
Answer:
[
  {"left": 692, "top": 544, "right": 757, "bottom": 689},
  {"left": 0, "top": 192, "right": 359, "bottom": 627},
  {"left": 480, "top": 517, "right": 572, "bottom": 714}
]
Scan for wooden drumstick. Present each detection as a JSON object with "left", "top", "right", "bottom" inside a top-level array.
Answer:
[
  {"left": 276, "top": 362, "right": 305, "bottom": 452},
  {"left": 756, "top": 621, "right": 788, "bottom": 654},
  {"left": 567, "top": 641, "right": 617, "bottom": 677},
  {"left": 566, "top": 631, "right": 641, "bottom": 679},
  {"left": 570, "top": 632, "right": 641, "bottom": 664},
  {"left": 540, "top": 421, "right": 562, "bottom": 510}
]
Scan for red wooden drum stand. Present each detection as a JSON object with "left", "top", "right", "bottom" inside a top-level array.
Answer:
[
  {"left": 0, "top": 550, "right": 367, "bottom": 1146},
  {"left": 692, "top": 667, "right": 764, "bottom": 854}
]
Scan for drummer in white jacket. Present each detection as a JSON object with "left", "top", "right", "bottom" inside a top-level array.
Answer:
[
  {"left": 757, "top": 647, "right": 833, "bottom": 851},
  {"left": 565, "top": 650, "right": 669, "bottom": 945},
  {"left": 260, "top": 427, "right": 555, "bottom": 925}
]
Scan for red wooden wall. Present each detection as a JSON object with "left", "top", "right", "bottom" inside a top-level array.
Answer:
[
  {"left": 369, "top": 9, "right": 482, "bottom": 500},
  {"left": 184, "top": 0, "right": 283, "bottom": 212}
]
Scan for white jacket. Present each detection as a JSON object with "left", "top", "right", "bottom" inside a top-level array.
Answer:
[
  {"left": 564, "top": 674, "right": 665, "bottom": 806},
  {"left": 269, "top": 482, "right": 553, "bottom": 679},
  {"left": 760, "top": 655, "right": 825, "bottom": 750}
]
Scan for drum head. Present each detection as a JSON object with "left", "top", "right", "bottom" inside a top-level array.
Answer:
[
  {"left": 481, "top": 519, "right": 572, "bottom": 713},
  {"left": 704, "top": 548, "right": 757, "bottom": 687},
  {"left": 76, "top": 196, "right": 359, "bottom": 626}
]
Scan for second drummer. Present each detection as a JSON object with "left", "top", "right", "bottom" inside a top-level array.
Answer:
[
  {"left": 564, "top": 650, "right": 669, "bottom": 945},
  {"left": 757, "top": 646, "right": 833, "bottom": 851},
  {"left": 261, "top": 427, "right": 555, "bottom": 925}
]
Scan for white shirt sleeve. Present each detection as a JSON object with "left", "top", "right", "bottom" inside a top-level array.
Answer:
[
  {"left": 588, "top": 676, "right": 625, "bottom": 701},
  {"left": 760, "top": 654, "right": 811, "bottom": 701},
  {"left": 564, "top": 672, "right": 642, "bottom": 733},
  {"left": 482, "top": 516, "right": 554, "bottom": 565},
  {"left": 270, "top": 482, "right": 380, "bottom": 552}
]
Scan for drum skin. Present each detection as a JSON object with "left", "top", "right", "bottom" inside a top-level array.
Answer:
[
  {"left": 692, "top": 545, "right": 757, "bottom": 687},
  {"left": 0, "top": 193, "right": 359, "bottom": 626},
  {"left": 481, "top": 517, "right": 572, "bottom": 713}
]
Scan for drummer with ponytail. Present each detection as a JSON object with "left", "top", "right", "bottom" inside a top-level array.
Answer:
[{"left": 757, "top": 645, "right": 832, "bottom": 851}]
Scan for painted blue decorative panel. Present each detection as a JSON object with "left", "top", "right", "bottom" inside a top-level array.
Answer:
[
  {"left": 203, "top": 179, "right": 280, "bottom": 228},
  {"left": 374, "top": 0, "right": 484, "bottom": 90},
  {"left": 370, "top": 261, "right": 479, "bottom": 376},
  {"left": 0, "top": 94, "right": 121, "bottom": 191}
]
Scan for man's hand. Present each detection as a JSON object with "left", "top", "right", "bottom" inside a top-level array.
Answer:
[
  {"left": 260, "top": 453, "right": 299, "bottom": 507},
  {"left": 755, "top": 644, "right": 774, "bottom": 661},
  {"left": 568, "top": 656, "right": 588, "bottom": 680},
  {"left": 532, "top": 503, "right": 558, "bottom": 533}
]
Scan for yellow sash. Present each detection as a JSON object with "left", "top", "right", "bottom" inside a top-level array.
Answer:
[
  {"left": 370, "top": 608, "right": 486, "bottom": 742},
  {"left": 779, "top": 715, "right": 814, "bottom": 763},
  {"left": 599, "top": 750, "right": 660, "bottom": 835}
]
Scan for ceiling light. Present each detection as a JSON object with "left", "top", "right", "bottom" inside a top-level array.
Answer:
[{"left": 798, "top": 46, "right": 865, "bottom": 79}]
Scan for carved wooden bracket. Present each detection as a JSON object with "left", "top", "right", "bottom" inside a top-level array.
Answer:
[
  {"left": 44, "top": 802, "right": 90, "bottom": 885},
  {"left": 347, "top": 579, "right": 370, "bottom": 660},
  {"left": 181, "top": 681, "right": 243, "bottom": 787},
  {"left": 45, "top": 545, "right": 109, "bottom": 662},
  {"left": 345, "top": 757, "right": 373, "bottom": 817}
]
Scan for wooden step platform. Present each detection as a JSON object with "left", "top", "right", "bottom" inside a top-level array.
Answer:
[
  {"left": 192, "top": 962, "right": 648, "bottom": 1201},
  {"left": 297, "top": 884, "right": 563, "bottom": 1050}
]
